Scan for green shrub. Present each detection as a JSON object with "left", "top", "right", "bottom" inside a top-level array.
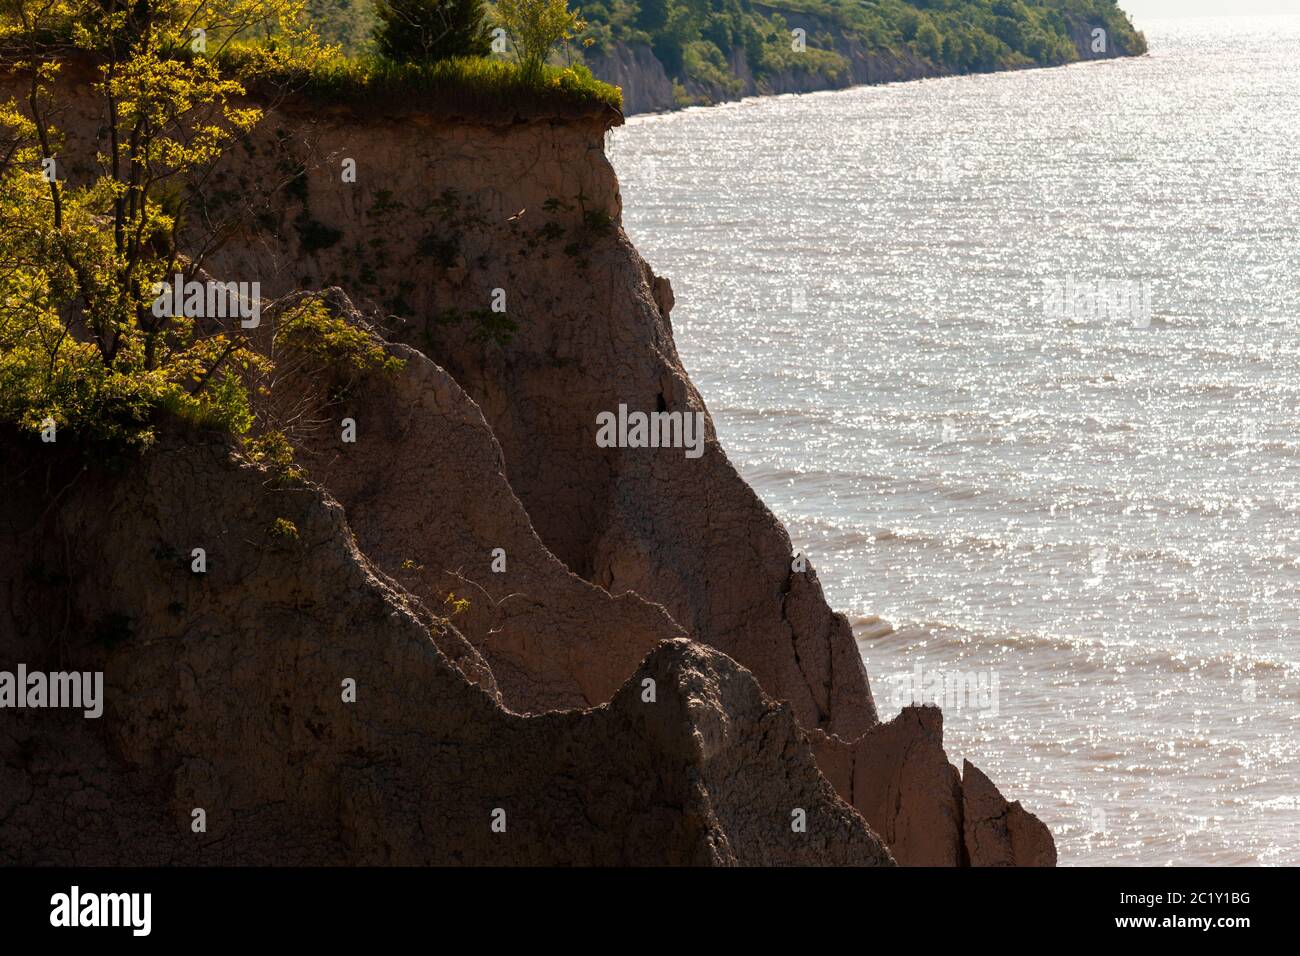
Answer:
[
  {"left": 270, "top": 517, "right": 301, "bottom": 540},
  {"left": 373, "top": 0, "right": 493, "bottom": 63},
  {"left": 495, "top": 0, "right": 586, "bottom": 78}
]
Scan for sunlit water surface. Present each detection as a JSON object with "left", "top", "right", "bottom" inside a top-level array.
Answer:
[{"left": 609, "top": 16, "right": 1300, "bottom": 865}]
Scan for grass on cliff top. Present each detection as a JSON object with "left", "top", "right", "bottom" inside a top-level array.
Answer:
[
  {"left": 223, "top": 49, "right": 624, "bottom": 119},
  {"left": 0, "top": 26, "right": 622, "bottom": 119}
]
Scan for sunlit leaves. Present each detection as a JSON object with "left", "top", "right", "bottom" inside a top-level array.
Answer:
[
  {"left": 0, "top": 0, "right": 324, "bottom": 448},
  {"left": 495, "top": 0, "right": 586, "bottom": 78}
]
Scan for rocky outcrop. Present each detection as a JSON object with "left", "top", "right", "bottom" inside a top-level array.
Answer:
[
  {"left": 267, "top": 290, "right": 683, "bottom": 713},
  {"left": 811, "top": 707, "right": 960, "bottom": 866},
  {"left": 962, "top": 760, "right": 1057, "bottom": 867},
  {"left": 811, "top": 708, "right": 1056, "bottom": 867}
]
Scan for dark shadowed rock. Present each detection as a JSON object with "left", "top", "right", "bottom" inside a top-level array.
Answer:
[
  {"left": 811, "top": 707, "right": 1056, "bottom": 867},
  {"left": 0, "top": 434, "right": 893, "bottom": 865},
  {"left": 811, "top": 706, "right": 963, "bottom": 866}
]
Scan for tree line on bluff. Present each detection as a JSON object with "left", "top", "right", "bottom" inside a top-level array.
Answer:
[{"left": 312, "top": 0, "right": 1147, "bottom": 93}]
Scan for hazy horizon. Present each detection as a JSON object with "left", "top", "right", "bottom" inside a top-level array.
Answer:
[{"left": 1123, "top": 0, "right": 1297, "bottom": 17}]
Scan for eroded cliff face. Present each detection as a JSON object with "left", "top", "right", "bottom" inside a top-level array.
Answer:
[
  {"left": 0, "top": 79, "right": 1056, "bottom": 865},
  {"left": 265, "top": 289, "right": 684, "bottom": 714},
  {"left": 195, "top": 100, "right": 882, "bottom": 746},
  {"left": 0, "top": 430, "right": 890, "bottom": 865},
  {"left": 585, "top": 44, "right": 678, "bottom": 116}
]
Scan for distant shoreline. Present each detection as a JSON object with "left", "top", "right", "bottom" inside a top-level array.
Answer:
[{"left": 592, "top": 13, "right": 1146, "bottom": 116}]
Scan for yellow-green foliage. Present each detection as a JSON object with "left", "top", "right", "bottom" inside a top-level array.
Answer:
[
  {"left": 269, "top": 516, "right": 300, "bottom": 539},
  {"left": 242, "top": 428, "right": 306, "bottom": 481},
  {"left": 0, "top": 137, "right": 267, "bottom": 446},
  {"left": 273, "top": 296, "right": 404, "bottom": 375},
  {"left": 0, "top": 0, "right": 321, "bottom": 449},
  {"left": 495, "top": 0, "right": 587, "bottom": 78}
]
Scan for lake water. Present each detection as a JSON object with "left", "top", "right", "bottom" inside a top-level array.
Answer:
[{"left": 609, "top": 16, "right": 1300, "bottom": 865}]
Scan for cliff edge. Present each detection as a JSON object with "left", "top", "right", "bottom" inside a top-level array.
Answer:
[{"left": 0, "top": 80, "right": 1056, "bottom": 865}]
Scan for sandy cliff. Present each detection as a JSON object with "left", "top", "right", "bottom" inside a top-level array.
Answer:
[{"left": 0, "top": 79, "right": 1056, "bottom": 865}]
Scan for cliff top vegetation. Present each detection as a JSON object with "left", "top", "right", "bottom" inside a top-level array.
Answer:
[
  {"left": 226, "top": 50, "right": 622, "bottom": 116},
  {"left": 0, "top": 1, "right": 622, "bottom": 119}
]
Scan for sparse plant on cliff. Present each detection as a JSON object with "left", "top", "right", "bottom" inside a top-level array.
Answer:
[
  {"left": 234, "top": 294, "right": 404, "bottom": 480},
  {"left": 372, "top": 0, "right": 492, "bottom": 63},
  {"left": 269, "top": 516, "right": 300, "bottom": 540},
  {"left": 494, "top": 0, "right": 586, "bottom": 78},
  {"left": 272, "top": 295, "right": 403, "bottom": 376},
  {"left": 0, "top": 0, "right": 323, "bottom": 448}
]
